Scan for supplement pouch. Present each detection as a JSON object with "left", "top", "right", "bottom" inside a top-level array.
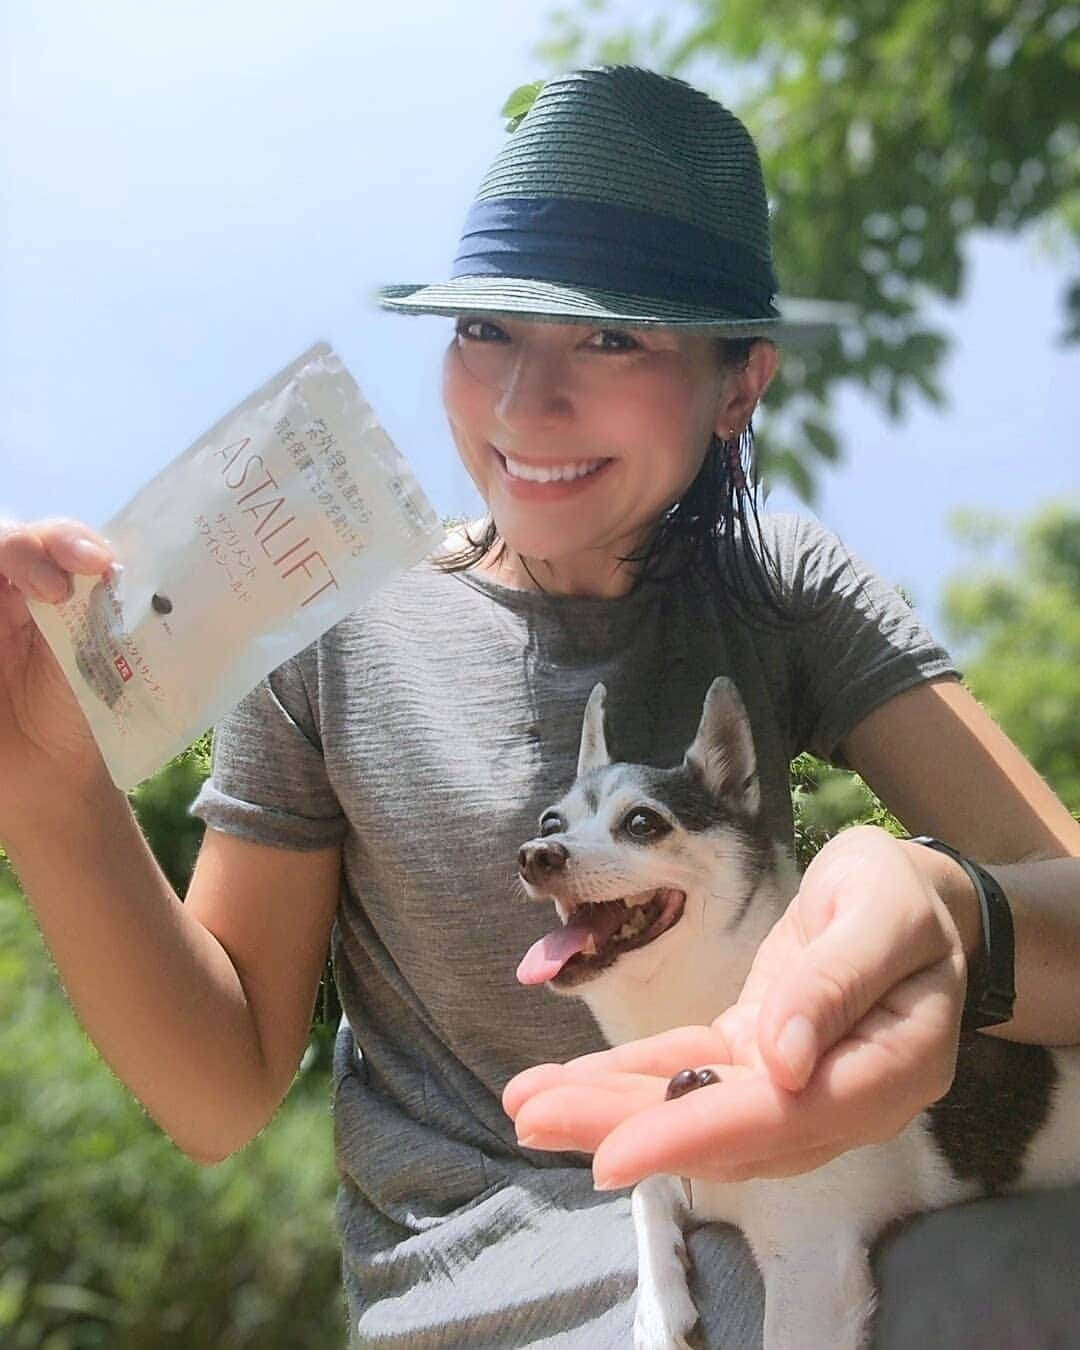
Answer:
[{"left": 29, "top": 341, "right": 442, "bottom": 789}]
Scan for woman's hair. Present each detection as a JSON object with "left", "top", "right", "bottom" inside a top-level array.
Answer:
[{"left": 435, "top": 337, "right": 805, "bottom": 631}]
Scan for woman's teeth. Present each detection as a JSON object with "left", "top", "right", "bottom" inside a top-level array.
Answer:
[{"left": 503, "top": 455, "right": 605, "bottom": 484}]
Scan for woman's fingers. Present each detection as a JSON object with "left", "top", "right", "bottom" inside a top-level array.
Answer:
[
  {"left": 512, "top": 1062, "right": 780, "bottom": 1170},
  {"left": 756, "top": 841, "right": 961, "bottom": 1091},
  {"left": 503, "top": 1023, "right": 736, "bottom": 1119},
  {"left": 504, "top": 1060, "right": 656, "bottom": 1119},
  {"left": 0, "top": 519, "right": 113, "bottom": 603},
  {"left": 514, "top": 1076, "right": 667, "bottom": 1153},
  {"left": 590, "top": 1069, "right": 794, "bottom": 1188},
  {"left": 502, "top": 1062, "right": 574, "bottom": 1118},
  {"left": 600, "top": 1138, "right": 844, "bottom": 1188}
]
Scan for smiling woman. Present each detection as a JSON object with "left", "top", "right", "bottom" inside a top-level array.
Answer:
[
  {"left": 5, "top": 61, "right": 1080, "bottom": 1350},
  {"left": 442, "top": 315, "right": 760, "bottom": 594},
  {"left": 439, "top": 313, "right": 782, "bottom": 602}
]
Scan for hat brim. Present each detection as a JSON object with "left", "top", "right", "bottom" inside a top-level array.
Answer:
[{"left": 374, "top": 277, "right": 854, "bottom": 345}]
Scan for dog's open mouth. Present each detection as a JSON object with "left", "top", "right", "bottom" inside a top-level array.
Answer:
[{"left": 516, "top": 887, "right": 686, "bottom": 987}]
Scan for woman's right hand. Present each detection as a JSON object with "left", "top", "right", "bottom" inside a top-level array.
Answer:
[{"left": 0, "top": 518, "right": 116, "bottom": 812}]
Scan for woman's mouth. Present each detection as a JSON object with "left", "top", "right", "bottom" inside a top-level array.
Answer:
[{"left": 493, "top": 446, "right": 612, "bottom": 496}]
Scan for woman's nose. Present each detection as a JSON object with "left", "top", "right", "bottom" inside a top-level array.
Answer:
[{"left": 494, "top": 343, "right": 573, "bottom": 427}]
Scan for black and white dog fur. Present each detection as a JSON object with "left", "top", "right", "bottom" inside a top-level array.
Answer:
[{"left": 516, "top": 678, "right": 1080, "bottom": 1350}]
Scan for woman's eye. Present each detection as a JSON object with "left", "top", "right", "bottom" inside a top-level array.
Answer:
[
  {"left": 588, "top": 329, "right": 641, "bottom": 352},
  {"left": 455, "top": 318, "right": 507, "bottom": 343},
  {"left": 539, "top": 814, "right": 564, "bottom": 837},
  {"left": 622, "top": 809, "right": 670, "bottom": 840}
]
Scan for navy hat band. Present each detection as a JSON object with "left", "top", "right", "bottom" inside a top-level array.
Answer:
[{"left": 450, "top": 197, "right": 780, "bottom": 319}]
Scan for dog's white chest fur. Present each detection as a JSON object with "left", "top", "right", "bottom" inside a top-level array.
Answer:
[{"left": 518, "top": 679, "right": 1080, "bottom": 1350}]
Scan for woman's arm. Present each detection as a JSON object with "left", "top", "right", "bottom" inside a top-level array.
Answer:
[{"left": 841, "top": 675, "right": 1080, "bottom": 1045}]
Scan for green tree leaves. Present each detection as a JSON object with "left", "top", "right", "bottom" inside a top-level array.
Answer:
[
  {"left": 501, "top": 80, "right": 547, "bottom": 131},
  {"left": 0, "top": 865, "right": 343, "bottom": 1349},
  {"left": 942, "top": 500, "right": 1080, "bottom": 811}
]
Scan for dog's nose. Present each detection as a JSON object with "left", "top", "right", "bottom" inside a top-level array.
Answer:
[{"left": 518, "top": 840, "right": 569, "bottom": 886}]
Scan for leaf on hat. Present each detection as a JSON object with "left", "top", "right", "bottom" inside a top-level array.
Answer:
[{"left": 501, "top": 80, "right": 545, "bottom": 132}]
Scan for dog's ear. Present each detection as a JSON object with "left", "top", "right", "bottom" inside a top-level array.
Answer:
[
  {"left": 577, "top": 683, "right": 611, "bottom": 777},
  {"left": 683, "top": 677, "right": 760, "bottom": 814}
]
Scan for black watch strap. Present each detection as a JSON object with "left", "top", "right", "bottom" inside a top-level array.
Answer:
[{"left": 910, "top": 836, "right": 1016, "bottom": 1031}]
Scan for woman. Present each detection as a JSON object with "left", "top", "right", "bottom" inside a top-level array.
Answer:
[{"left": 2, "top": 66, "right": 1078, "bottom": 1348}]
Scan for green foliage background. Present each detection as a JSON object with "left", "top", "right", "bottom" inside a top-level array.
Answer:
[
  {"left": 941, "top": 501, "right": 1080, "bottom": 810},
  {"left": 0, "top": 860, "right": 345, "bottom": 1350}
]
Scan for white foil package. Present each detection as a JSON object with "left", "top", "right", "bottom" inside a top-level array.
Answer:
[{"left": 29, "top": 342, "right": 442, "bottom": 789}]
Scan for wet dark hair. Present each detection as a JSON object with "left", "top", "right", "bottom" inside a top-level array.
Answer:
[{"left": 435, "top": 336, "right": 808, "bottom": 631}]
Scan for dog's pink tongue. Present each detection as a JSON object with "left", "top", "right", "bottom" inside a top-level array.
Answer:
[
  {"left": 516, "top": 926, "right": 589, "bottom": 986},
  {"left": 516, "top": 905, "right": 626, "bottom": 986}
]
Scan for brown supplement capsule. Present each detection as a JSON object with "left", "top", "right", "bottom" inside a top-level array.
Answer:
[
  {"left": 665, "top": 1067, "right": 720, "bottom": 1100},
  {"left": 151, "top": 593, "right": 173, "bottom": 615}
]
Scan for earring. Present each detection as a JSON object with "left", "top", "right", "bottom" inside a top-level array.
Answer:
[{"left": 726, "top": 428, "right": 747, "bottom": 492}]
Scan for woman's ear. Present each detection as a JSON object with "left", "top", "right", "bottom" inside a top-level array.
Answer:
[{"left": 714, "top": 339, "right": 779, "bottom": 437}]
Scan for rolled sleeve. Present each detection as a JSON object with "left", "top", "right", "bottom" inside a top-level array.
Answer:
[{"left": 189, "top": 653, "right": 347, "bottom": 851}]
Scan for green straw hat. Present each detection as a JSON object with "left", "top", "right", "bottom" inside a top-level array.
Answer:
[{"left": 376, "top": 66, "right": 851, "bottom": 342}]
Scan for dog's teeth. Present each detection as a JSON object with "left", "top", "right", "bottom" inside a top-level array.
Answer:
[
  {"left": 615, "top": 908, "right": 651, "bottom": 942},
  {"left": 555, "top": 901, "right": 571, "bottom": 924},
  {"left": 581, "top": 935, "right": 599, "bottom": 957}
]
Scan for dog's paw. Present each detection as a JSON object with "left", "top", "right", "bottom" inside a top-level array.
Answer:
[{"left": 633, "top": 1283, "right": 700, "bottom": 1350}]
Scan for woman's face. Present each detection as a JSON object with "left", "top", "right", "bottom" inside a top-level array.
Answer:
[{"left": 442, "top": 316, "right": 745, "bottom": 590}]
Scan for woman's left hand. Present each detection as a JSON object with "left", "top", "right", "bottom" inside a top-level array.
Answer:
[{"left": 503, "top": 826, "right": 969, "bottom": 1190}]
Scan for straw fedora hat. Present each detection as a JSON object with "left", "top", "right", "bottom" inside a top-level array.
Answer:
[{"left": 376, "top": 66, "right": 851, "bottom": 342}]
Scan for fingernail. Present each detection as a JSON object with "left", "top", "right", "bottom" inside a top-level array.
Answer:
[
  {"left": 593, "top": 1175, "right": 623, "bottom": 1191},
  {"left": 71, "top": 537, "right": 109, "bottom": 566},
  {"left": 776, "top": 1015, "right": 817, "bottom": 1088},
  {"left": 519, "top": 1130, "right": 581, "bottom": 1152}
]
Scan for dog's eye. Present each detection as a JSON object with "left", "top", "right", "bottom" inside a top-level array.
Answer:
[
  {"left": 539, "top": 814, "right": 564, "bottom": 837},
  {"left": 622, "top": 809, "right": 670, "bottom": 840}
]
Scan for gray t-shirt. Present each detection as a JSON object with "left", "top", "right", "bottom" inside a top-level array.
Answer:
[{"left": 190, "top": 512, "right": 961, "bottom": 1347}]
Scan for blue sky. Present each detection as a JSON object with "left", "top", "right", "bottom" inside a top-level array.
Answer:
[{"left": 2, "top": 1, "right": 1076, "bottom": 651}]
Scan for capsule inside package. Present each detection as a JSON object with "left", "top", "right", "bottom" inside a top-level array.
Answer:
[{"left": 28, "top": 341, "right": 443, "bottom": 790}]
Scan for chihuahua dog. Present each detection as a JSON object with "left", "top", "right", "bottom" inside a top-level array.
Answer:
[{"left": 516, "top": 678, "right": 1079, "bottom": 1350}]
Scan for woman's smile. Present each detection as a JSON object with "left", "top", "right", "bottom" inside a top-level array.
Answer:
[{"left": 492, "top": 445, "right": 614, "bottom": 499}]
